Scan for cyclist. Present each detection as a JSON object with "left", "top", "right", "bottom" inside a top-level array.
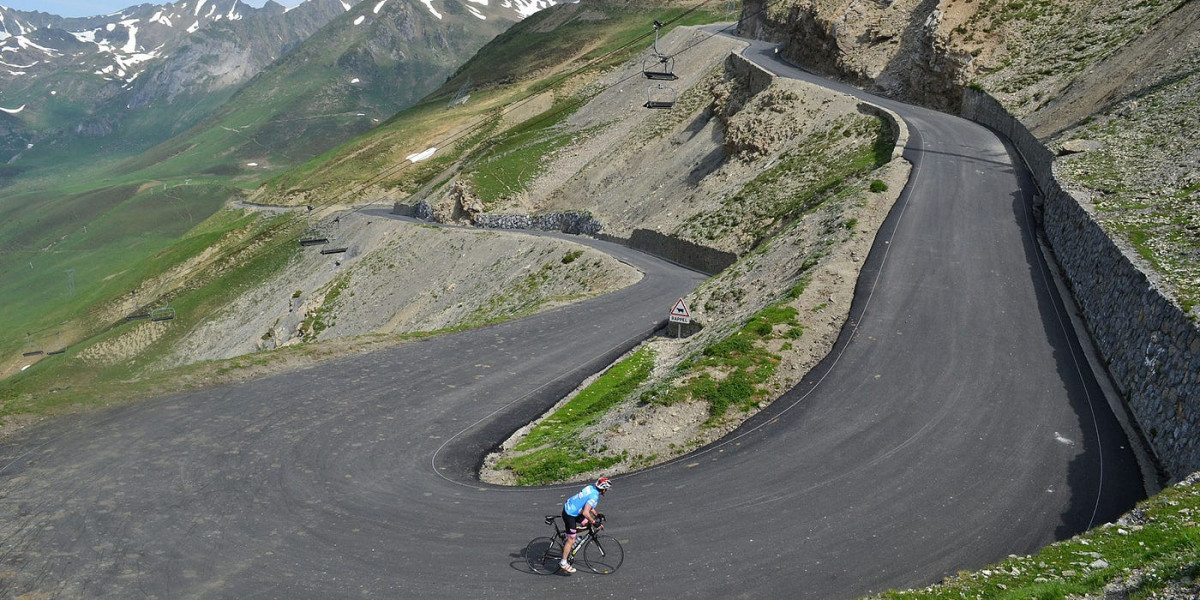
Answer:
[{"left": 559, "top": 477, "right": 611, "bottom": 573}]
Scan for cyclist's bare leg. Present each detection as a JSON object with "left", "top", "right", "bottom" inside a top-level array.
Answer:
[{"left": 561, "top": 535, "right": 574, "bottom": 562}]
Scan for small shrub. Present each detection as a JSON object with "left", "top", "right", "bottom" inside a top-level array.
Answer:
[{"left": 870, "top": 180, "right": 888, "bottom": 193}]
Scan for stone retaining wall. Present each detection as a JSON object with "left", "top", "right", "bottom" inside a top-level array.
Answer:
[
  {"left": 597, "top": 229, "right": 737, "bottom": 277},
  {"left": 472, "top": 212, "right": 602, "bottom": 236},
  {"left": 962, "top": 89, "right": 1200, "bottom": 480},
  {"left": 724, "top": 48, "right": 776, "bottom": 97}
]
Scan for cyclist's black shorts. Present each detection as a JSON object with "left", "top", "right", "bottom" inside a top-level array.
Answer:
[{"left": 561, "top": 509, "right": 582, "bottom": 536}]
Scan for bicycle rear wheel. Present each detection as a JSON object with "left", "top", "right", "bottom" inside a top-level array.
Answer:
[
  {"left": 525, "top": 536, "right": 561, "bottom": 575},
  {"left": 581, "top": 534, "right": 624, "bottom": 574}
]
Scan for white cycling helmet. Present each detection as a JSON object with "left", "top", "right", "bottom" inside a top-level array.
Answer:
[{"left": 595, "top": 477, "right": 612, "bottom": 490}]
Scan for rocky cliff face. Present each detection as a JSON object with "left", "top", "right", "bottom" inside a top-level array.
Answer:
[
  {"left": 740, "top": 0, "right": 1199, "bottom": 312},
  {"left": 739, "top": 0, "right": 973, "bottom": 111}
]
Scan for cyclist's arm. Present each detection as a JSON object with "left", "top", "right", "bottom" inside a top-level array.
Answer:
[{"left": 581, "top": 503, "right": 600, "bottom": 526}]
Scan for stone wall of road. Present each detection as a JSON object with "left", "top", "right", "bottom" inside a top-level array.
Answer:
[{"left": 962, "top": 88, "right": 1200, "bottom": 481}]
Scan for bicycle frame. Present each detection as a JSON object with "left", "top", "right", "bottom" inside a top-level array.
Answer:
[
  {"left": 544, "top": 515, "right": 598, "bottom": 562},
  {"left": 528, "top": 513, "right": 623, "bottom": 575}
]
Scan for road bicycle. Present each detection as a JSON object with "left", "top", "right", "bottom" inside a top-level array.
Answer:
[{"left": 525, "top": 513, "right": 625, "bottom": 575}]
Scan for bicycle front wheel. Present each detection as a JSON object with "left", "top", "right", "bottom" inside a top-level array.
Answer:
[
  {"left": 525, "top": 536, "right": 561, "bottom": 575},
  {"left": 581, "top": 534, "right": 624, "bottom": 574}
]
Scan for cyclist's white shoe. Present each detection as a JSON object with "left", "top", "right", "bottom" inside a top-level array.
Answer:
[{"left": 559, "top": 560, "right": 576, "bottom": 573}]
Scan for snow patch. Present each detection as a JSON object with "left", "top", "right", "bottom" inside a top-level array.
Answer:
[
  {"left": 418, "top": 0, "right": 442, "bottom": 19},
  {"left": 467, "top": 5, "right": 486, "bottom": 19},
  {"left": 194, "top": 0, "right": 208, "bottom": 16},
  {"left": 373, "top": 0, "right": 387, "bottom": 14},
  {"left": 350, "top": 77, "right": 360, "bottom": 83},
  {"left": 188, "top": 20, "right": 200, "bottom": 33},
  {"left": 0, "top": 58, "right": 37, "bottom": 68},
  {"left": 121, "top": 23, "right": 139, "bottom": 53},
  {"left": 341, "top": 1, "right": 352, "bottom": 10},
  {"left": 0, "top": 104, "right": 26, "bottom": 114},
  {"left": 502, "top": 0, "right": 557, "bottom": 18},
  {"left": 353, "top": 15, "right": 365, "bottom": 25},
  {"left": 15, "top": 36, "right": 59, "bottom": 56},
  {"left": 406, "top": 147, "right": 437, "bottom": 163}
]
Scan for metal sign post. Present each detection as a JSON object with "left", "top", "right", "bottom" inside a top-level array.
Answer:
[{"left": 669, "top": 298, "right": 691, "bottom": 338}]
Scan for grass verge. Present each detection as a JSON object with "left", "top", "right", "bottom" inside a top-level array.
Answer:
[
  {"left": 495, "top": 346, "right": 655, "bottom": 485},
  {"left": 867, "top": 473, "right": 1200, "bottom": 600},
  {"left": 642, "top": 282, "right": 807, "bottom": 424}
]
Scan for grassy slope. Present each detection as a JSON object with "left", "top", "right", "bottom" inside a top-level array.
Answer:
[
  {"left": 256, "top": 3, "right": 724, "bottom": 205},
  {"left": 0, "top": 0, "right": 530, "bottom": 383},
  {"left": 867, "top": 474, "right": 1200, "bottom": 599},
  {"left": 0, "top": 1, "right": 721, "bottom": 415},
  {"left": 966, "top": 0, "right": 1199, "bottom": 316}
]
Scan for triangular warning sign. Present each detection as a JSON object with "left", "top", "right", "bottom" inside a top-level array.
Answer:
[{"left": 671, "top": 298, "right": 690, "bottom": 318}]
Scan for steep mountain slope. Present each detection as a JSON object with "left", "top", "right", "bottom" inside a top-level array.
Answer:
[
  {"left": 0, "top": 1, "right": 1195, "bottom": 598},
  {"left": 0, "top": 0, "right": 365, "bottom": 170},
  {"left": 4, "top": 1, "right": 903, "bottom": 485},
  {"left": 741, "top": 0, "right": 1200, "bottom": 316},
  {"left": 121, "top": 0, "right": 548, "bottom": 181},
  {"left": 0, "top": 0, "right": 562, "bottom": 385}
]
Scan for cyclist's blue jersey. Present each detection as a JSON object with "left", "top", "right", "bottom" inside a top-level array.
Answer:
[{"left": 563, "top": 485, "right": 599, "bottom": 517}]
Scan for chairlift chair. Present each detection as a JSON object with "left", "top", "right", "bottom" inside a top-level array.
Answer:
[
  {"left": 298, "top": 205, "right": 330, "bottom": 247},
  {"left": 299, "top": 230, "right": 330, "bottom": 246},
  {"left": 150, "top": 306, "right": 176, "bottom": 322},
  {"left": 643, "top": 54, "right": 678, "bottom": 81},
  {"left": 47, "top": 332, "right": 65, "bottom": 355},
  {"left": 126, "top": 289, "right": 151, "bottom": 320},
  {"left": 645, "top": 84, "right": 677, "bottom": 109},
  {"left": 22, "top": 333, "right": 43, "bottom": 356},
  {"left": 150, "top": 298, "right": 176, "bottom": 322}
]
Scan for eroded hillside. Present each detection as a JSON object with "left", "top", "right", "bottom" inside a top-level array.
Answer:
[{"left": 743, "top": 0, "right": 1200, "bottom": 315}]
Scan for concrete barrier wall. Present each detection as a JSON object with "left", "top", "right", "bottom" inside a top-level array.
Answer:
[{"left": 962, "top": 88, "right": 1200, "bottom": 480}]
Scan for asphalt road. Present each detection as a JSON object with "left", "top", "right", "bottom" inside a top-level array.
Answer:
[{"left": 0, "top": 39, "right": 1144, "bottom": 599}]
